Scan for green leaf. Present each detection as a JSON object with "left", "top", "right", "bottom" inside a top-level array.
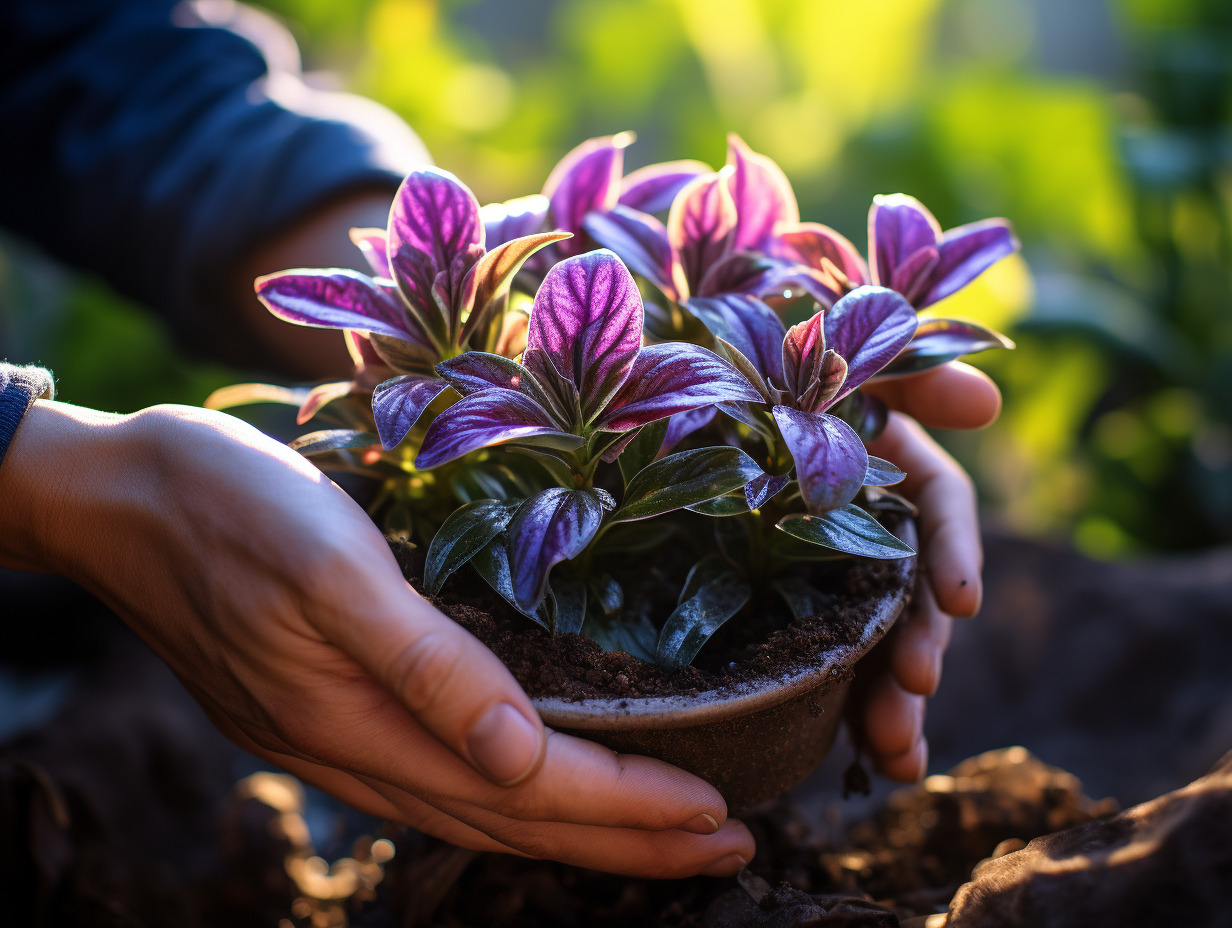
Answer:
[
  {"left": 611, "top": 447, "right": 762, "bottom": 522},
  {"left": 776, "top": 505, "right": 915, "bottom": 559},
  {"left": 204, "top": 382, "right": 309, "bottom": 411},
  {"left": 587, "top": 574, "right": 624, "bottom": 615},
  {"left": 618, "top": 418, "right": 671, "bottom": 485},
  {"left": 655, "top": 560, "right": 751, "bottom": 669},
  {"left": 424, "top": 500, "right": 514, "bottom": 594},
  {"left": 287, "top": 430, "right": 381, "bottom": 456},
  {"left": 508, "top": 446, "right": 578, "bottom": 487},
  {"left": 581, "top": 609, "right": 658, "bottom": 664},
  {"left": 686, "top": 489, "right": 751, "bottom": 517},
  {"left": 514, "top": 431, "right": 587, "bottom": 453},
  {"left": 547, "top": 577, "right": 587, "bottom": 635},
  {"left": 471, "top": 538, "right": 547, "bottom": 629},
  {"left": 768, "top": 530, "right": 851, "bottom": 562},
  {"left": 772, "top": 576, "right": 834, "bottom": 621},
  {"left": 715, "top": 337, "right": 774, "bottom": 403}
]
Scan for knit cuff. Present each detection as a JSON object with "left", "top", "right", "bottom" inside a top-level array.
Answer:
[{"left": 0, "top": 364, "right": 55, "bottom": 466}]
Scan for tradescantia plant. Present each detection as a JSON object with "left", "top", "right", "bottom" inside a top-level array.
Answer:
[{"left": 210, "top": 134, "right": 1019, "bottom": 669}]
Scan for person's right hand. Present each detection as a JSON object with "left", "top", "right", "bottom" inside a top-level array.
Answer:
[{"left": 0, "top": 401, "right": 753, "bottom": 878}]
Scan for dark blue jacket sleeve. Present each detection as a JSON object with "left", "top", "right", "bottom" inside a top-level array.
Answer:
[{"left": 0, "top": 0, "right": 428, "bottom": 355}]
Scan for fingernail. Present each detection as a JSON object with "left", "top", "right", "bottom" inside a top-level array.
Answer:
[
  {"left": 701, "top": 853, "right": 747, "bottom": 877},
  {"left": 466, "top": 702, "right": 542, "bottom": 786},
  {"left": 680, "top": 813, "right": 720, "bottom": 835}
]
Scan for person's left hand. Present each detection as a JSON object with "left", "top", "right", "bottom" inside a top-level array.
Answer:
[{"left": 848, "top": 361, "right": 1002, "bottom": 781}]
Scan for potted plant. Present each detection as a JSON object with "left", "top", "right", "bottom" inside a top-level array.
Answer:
[{"left": 210, "top": 134, "right": 1017, "bottom": 810}]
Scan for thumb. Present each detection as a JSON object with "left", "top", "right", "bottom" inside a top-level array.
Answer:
[{"left": 312, "top": 542, "right": 546, "bottom": 787}]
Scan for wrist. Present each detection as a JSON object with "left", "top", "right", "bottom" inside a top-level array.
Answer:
[{"left": 0, "top": 400, "right": 130, "bottom": 574}]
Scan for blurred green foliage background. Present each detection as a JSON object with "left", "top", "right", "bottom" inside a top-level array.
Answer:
[{"left": 1, "top": 0, "right": 1229, "bottom": 558}]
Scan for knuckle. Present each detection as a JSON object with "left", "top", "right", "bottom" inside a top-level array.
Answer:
[{"left": 385, "top": 629, "right": 466, "bottom": 715}]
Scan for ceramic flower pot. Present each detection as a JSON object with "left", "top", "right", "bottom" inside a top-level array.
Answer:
[{"left": 530, "top": 521, "right": 917, "bottom": 813}]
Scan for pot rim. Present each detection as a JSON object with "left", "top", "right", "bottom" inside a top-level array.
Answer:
[{"left": 532, "top": 518, "right": 916, "bottom": 732}]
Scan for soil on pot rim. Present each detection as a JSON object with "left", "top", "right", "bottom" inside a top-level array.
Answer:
[{"left": 398, "top": 513, "right": 913, "bottom": 703}]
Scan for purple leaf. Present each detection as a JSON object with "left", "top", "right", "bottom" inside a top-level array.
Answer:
[
  {"left": 685, "top": 294, "right": 786, "bottom": 388},
  {"left": 521, "top": 347, "right": 583, "bottom": 427},
  {"left": 823, "top": 287, "right": 918, "bottom": 400},
  {"left": 864, "top": 456, "right": 906, "bottom": 487},
  {"left": 508, "top": 487, "right": 604, "bottom": 611},
  {"left": 618, "top": 159, "right": 711, "bottom": 213},
  {"left": 797, "top": 349, "right": 848, "bottom": 414},
  {"left": 525, "top": 250, "right": 644, "bottom": 422},
  {"left": 389, "top": 245, "right": 449, "bottom": 342},
  {"left": 920, "top": 219, "right": 1020, "bottom": 308},
  {"left": 744, "top": 471, "right": 790, "bottom": 510},
  {"left": 388, "top": 167, "right": 484, "bottom": 273},
  {"left": 348, "top": 227, "right": 391, "bottom": 278},
  {"left": 435, "top": 352, "right": 535, "bottom": 396},
  {"left": 668, "top": 172, "right": 737, "bottom": 296},
  {"left": 889, "top": 244, "right": 940, "bottom": 306},
  {"left": 662, "top": 405, "right": 717, "bottom": 454},
  {"left": 696, "top": 252, "right": 795, "bottom": 298},
  {"left": 879, "top": 317, "right": 1015, "bottom": 376},
  {"left": 781, "top": 311, "right": 826, "bottom": 400},
  {"left": 372, "top": 374, "right": 450, "bottom": 450},
  {"left": 725, "top": 134, "right": 799, "bottom": 252},
  {"left": 414, "top": 388, "right": 578, "bottom": 469},
  {"left": 774, "top": 222, "right": 869, "bottom": 293},
  {"left": 255, "top": 270, "right": 419, "bottom": 343},
  {"left": 544, "top": 134, "right": 631, "bottom": 245},
  {"left": 595, "top": 343, "right": 762, "bottom": 433},
  {"left": 480, "top": 194, "right": 549, "bottom": 249},
  {"left": 598, "top": 429, "right": 640, "bottom": 464},
  {"left": 773, "top": 407, "right": 869, "bottom": 515},
  {"left": 868, "top": 194, "right": 941, "bottom": 289},
  {"left": 583, "top": 205, "right": 683, "bottom": 302},
  {"left": 435, "top": 352, "right": 566, "bottom": 424},
  {"left": 436, "top": 245, "right": 484, "bottom": 336}
]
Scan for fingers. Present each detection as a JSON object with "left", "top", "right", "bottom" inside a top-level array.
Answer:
[
  {"left": 864, "top": 361, "right": 1001, "bottom": 430},
  {"left": 472, "top": 729, "right": 729, "bottom": 832},
  {"left": 868, "top": 414, "right": 983, "bottom": 618},
  {"left": 306, "top": 545, "right": 547, "bottom": 788},
  {"left": 878, "top": 737, "right": 929, "bottom": 783},
  {"left": 888, "top": 578, "right": 952, "bottom": 698},
  {"left": 282, "top": 682, "right": 729, "bottom": 834},
  {"left": 208, "top": 690, "right": 754, "bottom": 878},
  {"left": 859, "top": 672, "right": 928, "bottom": 783}
]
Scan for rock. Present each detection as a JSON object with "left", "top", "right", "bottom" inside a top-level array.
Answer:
[
  {"left": 815, "top": 747, "right": 1115, "bottom": 907},
  {"left": 947, "top": 752, "right": 1232, "bottom": 927}
]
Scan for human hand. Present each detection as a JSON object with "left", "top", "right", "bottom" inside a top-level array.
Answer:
[
  {"left": 850, "top": 362, "right": 1001, "bottom": 781},
  {"left": 0, "top": 401, "right": 754, "bottom": 877}
]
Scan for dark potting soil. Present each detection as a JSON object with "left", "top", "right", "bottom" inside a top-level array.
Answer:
[{"left": 394, "top": 514, "right": 912, "bottom": 702}]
